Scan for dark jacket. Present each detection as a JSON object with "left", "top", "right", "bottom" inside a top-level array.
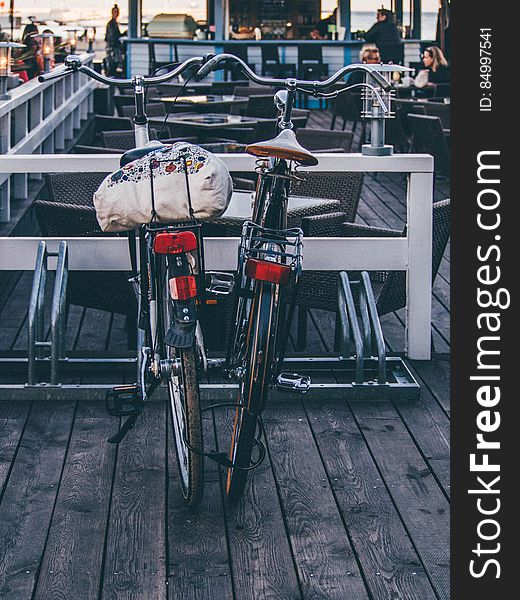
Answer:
[
  {"left": 105, "top": 18, "right": 122, "bottom": 48},
  {"left": 364, "top": 20, "right": 402, "bottom": 63},
  {"left": 428, "top": 64, "right": 450, "bottom": 84}
]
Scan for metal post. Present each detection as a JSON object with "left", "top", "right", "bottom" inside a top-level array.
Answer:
[
  {"left": 214, "top": 0, "right": 226, "bottom": 41},
  {"left": 128, "top": 0, "right": 142, "bottom": 38},
  {"left": 406, "top": 171, "right": 433, "bottom": 359},
  {"left": 395, "top": 0, "right": 404, "bottom": 29},
  {"left": 411, "top": 0, "right": 422, "bottom": 39},
  {"left": 337, "top": 0, "right": 351, "bottom": 40}
]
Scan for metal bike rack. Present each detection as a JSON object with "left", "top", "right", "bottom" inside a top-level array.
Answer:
[
  {"left": 27, "top": 241, "right": 69, "bottom": 386},
  {"left": 332, "top": 270, "right": 420, "bottom": 399},
  {"left": 3, "top": 250, "right": 418, "bottom": 401}
]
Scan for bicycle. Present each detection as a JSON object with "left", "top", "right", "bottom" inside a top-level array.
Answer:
[
  {"left": 195, "top": 53, "right": 391, "bottom": 500},
  {"left": 38, "top": 54, "right": 235, "bottom": 505}
]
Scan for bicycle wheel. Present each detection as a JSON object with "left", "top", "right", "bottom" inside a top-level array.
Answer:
[
  {"left": 226, "top": 280, "right": 279, "bottom": 501},
  {"left": 163, "top": 285, "right": 204, "bottom": 505}
]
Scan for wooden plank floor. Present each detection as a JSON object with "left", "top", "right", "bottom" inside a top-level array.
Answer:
[{"left": 0, "top": 110, "right": 450, "bottom": 599}]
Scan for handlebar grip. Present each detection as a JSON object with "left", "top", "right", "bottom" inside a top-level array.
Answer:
[
  {"left": 196, "top": 55, "right": 222, "bottom": 80},
  {"left": 38, "top": 68, "right": 73, "bottom": 83}
]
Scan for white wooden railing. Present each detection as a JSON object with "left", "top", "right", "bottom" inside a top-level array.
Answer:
[
  {"left": 0, "top": 53, "right": 97, "bottom": 224},
  {"left": 0, "top": 152, "right": 434, "bottom": 359}
]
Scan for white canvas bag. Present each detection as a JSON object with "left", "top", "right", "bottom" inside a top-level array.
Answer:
[{"left": 93, "top": 142, "right": 233, "bottom": 232}]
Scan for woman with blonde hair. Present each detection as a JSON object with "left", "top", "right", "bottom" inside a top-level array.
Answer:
[{"left": 416, "top": 45, "right": 449, "bottom": 88}]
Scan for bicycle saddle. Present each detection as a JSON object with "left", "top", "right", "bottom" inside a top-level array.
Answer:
[
  {"left": 120, "top": 141, "right": 166, "bottom": 167},
  {"left": 246, "top": 129, "right": 319, "bottom": 167}
]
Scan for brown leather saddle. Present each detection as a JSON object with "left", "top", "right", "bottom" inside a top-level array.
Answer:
[{"left": 246, "top": 128, "right": 319, "bottom": 167}]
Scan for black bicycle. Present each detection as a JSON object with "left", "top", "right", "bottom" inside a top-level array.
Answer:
[
  {"left": 38, "top": 55, "right": 222, "bottom": 505},
  {"left": 196, "top": 54, "right": 390, "bottom": 500}
]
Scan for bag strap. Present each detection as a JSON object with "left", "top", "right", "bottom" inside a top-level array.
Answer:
[{"left": 127, "top": 228, "right": 138, "bottom": 278}]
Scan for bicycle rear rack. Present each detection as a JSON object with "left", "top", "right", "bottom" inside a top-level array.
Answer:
[{"left": 27, "top": 241, "right": 68, "bottom": 385}]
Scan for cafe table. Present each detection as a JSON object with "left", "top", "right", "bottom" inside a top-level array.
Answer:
[
  {"left": 152, "top": 95, "right": 249, "bottom": 113},
  {"left": 208, "top": 190, "right": 341, "bottom": 232}
]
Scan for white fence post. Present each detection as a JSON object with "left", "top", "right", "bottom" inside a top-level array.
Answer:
[{"left": 406, "top": 172, "right": 434, "bottom": 359}]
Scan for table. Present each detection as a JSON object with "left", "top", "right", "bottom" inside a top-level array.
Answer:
[
  {"left": 221, "top": 191, "right": 340, "bottom": 220},
  {"left": 153, "top": 95, "right": 248, "bottom": 113}
]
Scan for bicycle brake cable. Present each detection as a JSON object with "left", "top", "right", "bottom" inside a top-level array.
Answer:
[{"left": 158, "top": 69, "right": 197, "bottom": 140}]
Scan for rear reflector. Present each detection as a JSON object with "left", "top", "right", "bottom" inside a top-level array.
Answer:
[
  {"left": 169, "top": 275, "right": 197, "bottom": 300},
  {"left": 245, "top": 258, "right": 291, "bottom": 285},
  {"left": 154, "top": 231, "right": 197, "bottom": 255}
]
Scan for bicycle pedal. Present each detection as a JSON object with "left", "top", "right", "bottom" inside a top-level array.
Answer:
[
  {"left": 205, "top": 271, "right": 235, "bottom": 296},
  {"left": 276, "top": 372, "right": 311, "bottom": 393},
  {"left": 106, "top": 385, "right": 143, "bottom": 417}
]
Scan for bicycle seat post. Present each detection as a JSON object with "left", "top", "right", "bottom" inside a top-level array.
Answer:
[{"left": 276, "top": 80, "right": 297, "bottom": 131}]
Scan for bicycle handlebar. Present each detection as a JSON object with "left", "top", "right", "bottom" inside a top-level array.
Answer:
[
  {"left": 195, "top": 53, "right": 392, "bottom": 92},
  {"left": 38, "top": 54, "right": 208, "bottom": 86}
]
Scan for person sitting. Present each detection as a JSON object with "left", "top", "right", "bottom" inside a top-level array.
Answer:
[
  {"left": 413, "top": 45, "right": 449, "bottom": 97},
  {"left": 364, "top": 8, "right": 403, "bottom": 64},
  {"left": 347, "top": 45, "right": 381, "bottom": 87}
]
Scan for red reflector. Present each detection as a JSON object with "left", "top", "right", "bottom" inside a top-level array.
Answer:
[
  {"left": 245, "top": 258, "right": 291, "bottom": 285},
  {"left": 169, "top": 275, "right": 197, "bottom": 300},
  {"left": 153, "top": 231, "right": 197, "bottom": 255}
]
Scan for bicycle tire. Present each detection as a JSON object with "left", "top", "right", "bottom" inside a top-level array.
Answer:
[
  {"left": 226, "top": 280, "right": 278, "bottom": 501},
  {"left": 164, "top": 290, "right": 204, "bottom": 505}
]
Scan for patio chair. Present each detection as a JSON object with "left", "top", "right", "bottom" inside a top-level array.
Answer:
[
  {"left": 34, "top": 173, "right": 137, "bottom": 345},
  {"left": 94, "top": 115, "right": 133, "bottom": 134},
  {"left": 295, "top": 128, "right": 354, "bottom": 152},
  {"left": 120, "top": 103, "right": 166, "bottom": 118},
  {"left": 261, "top": 46, "right": 296, "bottom": 78},
  {"left": 433, "top": 83, "right": 450, "bottom": 98},
  {"left": 329, "top": 91, "right": 364, "bottom": 146},
  {"left": 296, "top": 198, "right": 451, "bottom": 349},
  {"left": 422, "top": 102, "right": 450, "bottom": 129},
  {"left": 408, "top": 114, "right": 450, "bottom": 178},
  {"left": 211, "top": 81, "right": 239, "bottom": 95},
  {"left": 148, "top": 42, "right": 178, "bottom": 75},
  {"left": 297, "top": 44, "right": 328, "bottom": 80},
  {"left": 222, "top": 44, "right": 255, "bottom": 79},
  {"left": 101, "top": 129, "right": 158, "bottom": 150},
  {"left": 244, "top": 95, "right": 278, "bottom": 118}
]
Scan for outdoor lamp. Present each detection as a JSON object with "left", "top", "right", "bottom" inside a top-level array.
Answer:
[
  {"left": 87, "top": 28, "right": 96, "bottom": 53},
  {"left": 0, "top": 42, "right": 25, "bottom": 101},
  {"left": 40, "top": 33, "right": 55, "bottom": 74},
  {"left": 360, "top": 64, "right": 412, "bottom": 156},
  {"left": 67, "top": 29, "right": 79, "bottom": 54}
]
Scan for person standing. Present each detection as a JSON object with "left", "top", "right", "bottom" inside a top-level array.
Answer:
[
  {"left": 105, "top": 4, "right": 124, "bottom": 77},
  {"left": 364, "top": 8, "right": 403, "bottom": 64}
]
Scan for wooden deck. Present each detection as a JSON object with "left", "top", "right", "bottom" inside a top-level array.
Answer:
[{"left": 0, "top": 110, "right": 450, "bottom": 600}]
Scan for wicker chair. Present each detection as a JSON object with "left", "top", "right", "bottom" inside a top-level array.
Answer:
[
  {"left": 101, "top": 129, "right": 158, "bottom": 150},
  {"left": 296, "top": 198, "right": 451, "bottom": 349},
  {"left": 422, "top": 102, "right": 450, "bottom": 129},
  {"left": 94, "top": 115, "right": 133, "bottom": 134},
  {"left": 408, "top": 114, "right": 450, "bottom": 178},
  {"left": 295, "top": 128, "right": 354, "bottom": 152},
  {"left": 34, "top": 173, "right": 137, "bottom": 345},
  {"left": 245, "top": 95, "right": 278, "bottom": 118},
  {"left": 329, "top": 91, "right": 364, "bottom": 147},
  {"left": 120, "top": 103, "right": 166, "bottom": 118}
]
